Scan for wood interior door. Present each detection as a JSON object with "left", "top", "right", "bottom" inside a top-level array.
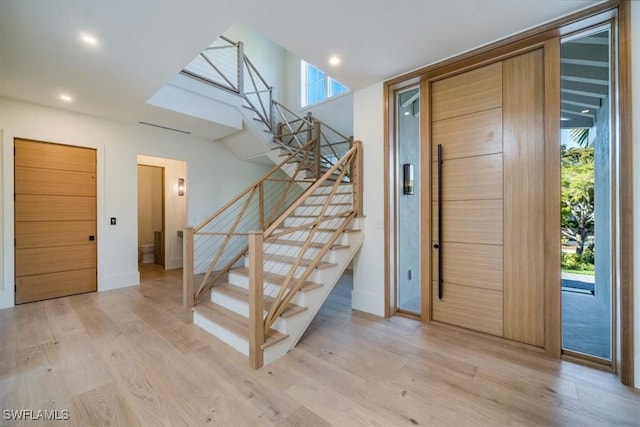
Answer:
[
  {"left": 15, "top": 139, "right": 97, "bottom": 304},
  {"left": 430, "top": 49, "right": 545, "bottom": 347}
]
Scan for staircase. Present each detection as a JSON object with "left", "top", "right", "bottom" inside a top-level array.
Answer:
[
  {"left": 193, "top": 187, "right": 363, "bottom": 366},
  {"left": 181, "top": 36, "right": 363, "bottom": 368}
]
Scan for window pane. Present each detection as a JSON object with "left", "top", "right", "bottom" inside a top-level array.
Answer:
[
  {"left": 329, "top": 78, "right": 347, "bottom": 96},
  {"left": 302, "top": 61, "right": 348, "bottom": 106}
]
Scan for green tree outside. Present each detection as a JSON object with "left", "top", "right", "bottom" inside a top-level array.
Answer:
[{"left": 561, "top": 141, "right": 595, "bottom": 273}]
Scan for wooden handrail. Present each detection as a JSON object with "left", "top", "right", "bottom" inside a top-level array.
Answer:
[{"left": 260, "top": 142, "right": 362, "bottom": 331}]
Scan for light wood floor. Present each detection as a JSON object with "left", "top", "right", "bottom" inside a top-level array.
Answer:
[{"left": 1, "top": 264, "right": 638, "bottom": 426}]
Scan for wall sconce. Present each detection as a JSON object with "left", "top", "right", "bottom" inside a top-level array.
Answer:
[
  {"left": 178, "top": 178, "right": 185, "bottom": 196},
  {"left": 403, "top": 164, "right": 414, "bottom": 195}
]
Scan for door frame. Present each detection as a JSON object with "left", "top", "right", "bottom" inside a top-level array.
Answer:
[
  {"left": 392, "top": 84, "right": 423, "bottom": 317},
  {"left": 383, "top": 0, "right": 633, "bottom": 386}
]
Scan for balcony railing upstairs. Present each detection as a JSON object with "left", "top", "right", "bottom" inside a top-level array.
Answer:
[{"left": 181, "top": 35, "right": 353, "bottom": 179}]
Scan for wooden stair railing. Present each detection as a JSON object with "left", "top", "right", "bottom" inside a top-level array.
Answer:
[
  {"left": 247, "top": 141, "right": 362, "bottom": 368},
  {"left": 183, "top": 141, "right": 318, "bottom": 322}
]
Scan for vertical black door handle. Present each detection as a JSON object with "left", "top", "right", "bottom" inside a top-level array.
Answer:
[{"left": 437, "top": 144, "right": 443, "bottom": 299}]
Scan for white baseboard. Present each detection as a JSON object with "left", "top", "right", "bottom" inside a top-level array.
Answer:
[
  {"left": 0, "top": 270, "right": 139, "bottom": 310},
  {"left": 0, "top": 287, "right": 13, "bottom": 309},
  {"left": 100, "top": 271, "right": 140, "bottom": 291},
  {"left": 351, "top": 289, "right": 385, "bottom": 317},
  {"left": 165, "top": 257, "right": 183, "bottom": 270},
  {"left": 635, "top": 355, "right": 640, "bottom": 389}
]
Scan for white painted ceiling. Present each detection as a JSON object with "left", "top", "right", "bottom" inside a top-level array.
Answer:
[{"left": 0, "top": 0, "right": 600, "bottom": 140}]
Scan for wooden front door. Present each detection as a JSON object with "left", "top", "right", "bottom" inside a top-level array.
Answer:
[
  {"left": 14, "top": 139, "right": 97, "bottom": 304},
  {"left": 430, "top": 49, "right": 545, "bottom": 347}
]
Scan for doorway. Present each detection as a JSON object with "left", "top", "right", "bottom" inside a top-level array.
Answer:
[
  {"left": 385, "top": 1, "right": 633, "bottom": 386},
  {"left": 137, "top": 165, "right": 165, "bottom": 268},
  {"left": 136, "top": 155, "right": 188, "bottom": 275}
]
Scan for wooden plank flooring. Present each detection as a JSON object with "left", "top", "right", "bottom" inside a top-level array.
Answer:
[{"left": 0, "top": 264, "right": 638, "bottom": 426}]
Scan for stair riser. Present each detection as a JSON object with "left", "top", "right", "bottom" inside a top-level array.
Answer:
[
  {"left": 304, "top": 194, "right": 352, "bottom": 205},
  {"left": 193, "top": 312, "right": 249, "bottom": 355},
  {"left": 273, "top": 229, "right": 347, "bottom": 244},
  {"left": 226, "top": 273, "right": 310, "bottom": 306},
  {"left": 244, "top": 258, "right": 328, "bottom": 279},
  {"left": 208, "top": 291, "right": 296, "bottom": 335},
  {"left": 294, "top": 204, "right": 352, "bottom": 217},
  {"left": 210, "top": 289, "right": 251, "bottom": 318},
  {"left": 272, "top": 311, "right": 307, "bottom": 335},
  {"left": 244, "top": 257, "right": 322, "bottom": 283},
  {"left": 284, "top": 216, "right": 348, "bottom": 228},
  {"left": 313, "top": 184, "right": 354, "bottom": 195},
  {"left": 264, "top": 242, "right": 324, "bottom": 259}
]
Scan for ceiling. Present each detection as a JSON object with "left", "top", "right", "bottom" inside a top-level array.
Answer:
[
  {"left": 0, "top": 1, "right": 602, "bottom": 140},
  {"left": 561, "top": 30, "right": 610, "bottom": 129}
]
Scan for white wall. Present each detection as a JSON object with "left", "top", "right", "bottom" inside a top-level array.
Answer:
[
  {"left": 352, "top": 82, "right": 386, "bottom": 316},
  {"left": 224, "top": 22, "right": 287, "bottom": 103},
  {"left": 0, "top": 97, "right": 270, "bottom": 309},
  {"left": 137, "top": 155, "right": 188, "bottom": 270},
  {"left": 631, "top": 0, "right": 640, "bottom": 388}
]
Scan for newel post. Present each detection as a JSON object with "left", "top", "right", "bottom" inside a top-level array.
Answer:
[
  {"left": 248, "top": 231, "right": 265, "bottom": 369},
  {"left": 183, "top": 226, "right": 195, "bottom": 324},
  {"left": 313, "top": 120, "right": 321, "bottom": 179},
  {"left": 237, "top": 41, "right": 245, "bottom": 95}
]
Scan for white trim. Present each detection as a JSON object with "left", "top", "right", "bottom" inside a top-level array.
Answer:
[
  {"left": 300, "top": 89, "right": 353, "bottom": 113},
  {"left": 102, "top": 271, "right": 140, "bottom": 292}
]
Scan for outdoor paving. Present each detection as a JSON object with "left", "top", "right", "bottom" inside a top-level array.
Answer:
[{"left": 562, "top": 273, "right": 610, "bottom": 360}]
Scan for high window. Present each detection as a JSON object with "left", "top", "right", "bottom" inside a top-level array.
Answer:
[{"left": 301, "top": 61, "right": 348, "bottom": 107}]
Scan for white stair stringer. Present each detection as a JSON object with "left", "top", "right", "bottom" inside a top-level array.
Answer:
[
  {"left": 263, "top": 216, "right": 364, "bottom": 365},
  {"left": 192, "top": 216, "right": 364, "bottom": 366},
  {"left": 264, "top": 218, "right": 363, "bottom": 365}
]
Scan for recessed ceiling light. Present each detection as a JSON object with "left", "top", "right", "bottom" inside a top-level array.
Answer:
[
  {"left": 60, "top": 94, "right": 73, "bottom": 102},
  {"left": 81, "top": 33, "right": 98, "bottom": 46},
  {"left": 404, "top": 111, "right": 410, "bottom": 116},
  {"left": 329, "top": 55, "right": 341, "bottom": 66},
  {"left": 581, "top": 109, "right": 590, "bottom": 114},
  {"left": 561, "top": 116, "right": 571, "bottom": 121}
]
